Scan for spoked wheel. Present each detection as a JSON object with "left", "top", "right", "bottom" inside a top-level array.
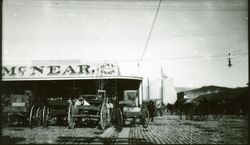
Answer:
[
  {"left": 35, "top": 107, "right": 42, "bottom": 126},
  {"left": 141, "top": 105, "right": 150, "bottom": 128},
  {"left": 200, "top": 111, "right": 209, "bottom": 121},
  {"left": 100, "top": 103, "right": 110, "bottom": 130},
  {"left": 202, "top": 114, "right": 209, "bottom": 121},
  {"left": 195, "top": 113, "right": 203, "bottom": 121},
  {"left": 68, "top": 103, "right": 76, "bottom": 129},
  {"left": 29, "top": 105, "right": 36, "bottom": 128},
  {"left": 213, "top": 112, "right": 223, "bottom": 120},
  {"left": 185, "top": 110, "right": 194, "bottom": 120},
  {"left": 42, "top": 106, "right": 50, "bottom": 127},
  {"left": 213, "top": 108, "right": 224, "bottom": 120},
  {"left": 111, "top": 107, "right": 123, "bottom": 131}
]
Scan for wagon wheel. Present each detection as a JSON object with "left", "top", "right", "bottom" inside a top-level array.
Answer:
[
  {"left": 29, "top": 105, "right": 36, "bottom": 128},
  {"left": 212, "top": 113, "right": 221, "bottom": 120},
  {"left": 111, "top": 107, "right": 123, "bottom": 131},
  {"left": 200, "top": 110, "right": 209, "bottom": 121},
  {"left": 141, "top": 105, "right": 150, "bottom": 128},
  {"left": 185, "top": 109, "right": 194, "bottom": 120},
  {"left": 42, "top": 106, "right": 50, "bottom": 127},
  {"left": 68, "top": 103, "right": 76, "bottom": 129},
  {"left": 42, "top": 106, "right": 46, "bottom": 127},
  {"left": 212, "top": 111, "right": 223, "bottom": 120},
  {"left": 35, "top": 107, "right": 42, "bottom": 126},
  {"left": 203, "top": 114, "right": 209, "bottom": 121},
  {"left": 100, "top": 103, "right": 110, "bottom": 130},
  {"left": 196, "top": 113, "right": 203, "bottom": 121}
]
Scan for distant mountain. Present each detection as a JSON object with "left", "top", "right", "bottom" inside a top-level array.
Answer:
[
  {"left": 193, "top": 87, "right": 248, "bottom": 102},
  {"left": 181, "top": 85, "right": 234, "bottom": 100},
  {"left": 186, "top": 85, "right": 232, "bottom": 93},
  {"left": 175, "top": 87, "right": 197, "bottom": 93}
]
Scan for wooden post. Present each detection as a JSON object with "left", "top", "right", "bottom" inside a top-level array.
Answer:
[
  {"left": 147, "top": 78, "right": 150, "bottom": 100},
  {"left": 161, "top": 77, "right": 163, "bottom": 102},
  {"left": 160, "top": 67, "right": 164, "bottom": 102}
]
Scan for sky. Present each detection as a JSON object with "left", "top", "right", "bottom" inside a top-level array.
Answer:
[{"left": 2, "top": 0, "right": 248, "bottom": 88}]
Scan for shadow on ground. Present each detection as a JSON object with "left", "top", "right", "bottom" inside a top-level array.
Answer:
[
  {"left": 1, "top": 136, "right": 26, "bottom": 144},
  {"left": 57, "top": 136, "right": 153, "bottom": 145}
]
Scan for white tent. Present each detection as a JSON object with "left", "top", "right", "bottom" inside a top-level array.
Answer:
[{"left": 147, "top": 77, "right": 177, "bottom": 105}]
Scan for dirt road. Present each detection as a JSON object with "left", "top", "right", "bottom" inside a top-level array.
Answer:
[{"left": 2, "top": 114, "right": 248, "bottom": 144}]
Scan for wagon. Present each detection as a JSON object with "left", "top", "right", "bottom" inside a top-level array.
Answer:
[
  {"left": 143, "top": 99, "right": 164, "bottom": 117},
  {"left": 42, "top": 98, "right": 69, "bottom": 127},
  {"left": 2, "top": 91, "right": 36, "bottom": 127},
  {"left": 67, "top": 94, "right": 111, "bottom": 129},
  {"left": 112, "top": 90, "right": 150, "bottom": 129},
  {"left": 182, "top": 101, "right": 210, "bottom": 121},
  {"left": 183, "top": 100, "right": 224, "bottom": 121},
  {"left": 29, "top": 102, "right": 44, "bottom": 128}
]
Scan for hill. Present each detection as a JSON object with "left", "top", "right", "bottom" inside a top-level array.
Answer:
[
  {"left": 175, "top": 87, "right": 197, "bottom": 93},
  {"left": 181, "top": 85, "right": 233, "bottom": 100},
  {"left": 193, "top": 87, "right": 248, "bottom": 102}
]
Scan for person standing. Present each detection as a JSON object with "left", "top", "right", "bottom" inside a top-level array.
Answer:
[{"left": 148, "top": 100, "right": 155, "bottom": 122}]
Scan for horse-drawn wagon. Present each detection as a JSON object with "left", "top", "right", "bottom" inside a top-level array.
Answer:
[
  {"left": 2, "top": 90, "right": 38, "bottom": 127},
  {"left": 42, "top": 98, "right": 69, "bottom": 127},
  {"left": 177, "top": 99, "right": 224, "bottom": 121},
  {"left": 67, "top": 94, "right": 112, "bottom": 129},
  {"left": 143, "top": 99, "right": 164, "bottom": 117},
  {"left": 111, "top": 90, "right": 150, "bottom": 129}
]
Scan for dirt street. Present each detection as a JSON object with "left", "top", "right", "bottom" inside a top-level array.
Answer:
[{"left": 1, "top": 113, "right": 248, "bottom": 144}]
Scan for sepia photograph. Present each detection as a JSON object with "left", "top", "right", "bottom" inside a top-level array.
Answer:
[{"left": 1, "top": 0, "right": 248, "bottom": 144}]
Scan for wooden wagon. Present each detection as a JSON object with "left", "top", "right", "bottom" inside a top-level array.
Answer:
[
  {"left": 2, "top": 91, "right": 35, "bottom": 127},
  {"left": 67, "top": 94, "right": 111, "bottom": 129},
  {"left": 111, "top": 90, "right": 150, "bottom": 129},
  {"left": 41, "top": 98, "right": 69, "bottom": 127}
]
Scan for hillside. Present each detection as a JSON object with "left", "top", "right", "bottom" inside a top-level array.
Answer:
[
  {"left": 180, "top": 85, "right": 233, "bottom": 100},
  {"left": 193, "top": 87, "right": 248, "bottom": 102},
  {"left": 175, "top": 87, "right": 197, "bottom": 93}
]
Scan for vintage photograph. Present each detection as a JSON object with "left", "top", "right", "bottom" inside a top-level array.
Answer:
[{"left": 1, "top": 0, "right": 248, "bottom": 144}]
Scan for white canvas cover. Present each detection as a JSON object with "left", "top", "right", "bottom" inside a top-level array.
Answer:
[{"left": 148, "top": 77, "right": 177, "bottom": 105}]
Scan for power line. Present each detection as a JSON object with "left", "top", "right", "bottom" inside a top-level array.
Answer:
[
  {"left": 4, "top": 1, "right": 247, "bottom": 11},
  {"left": 3, "top": 53, "right": 247, "bottom": 63},
  {"left": 3, "top": 29, "right": 246, "bottom": 40},
  {"left": 140, "top": 0, "right": 161, "bottom": 61}
]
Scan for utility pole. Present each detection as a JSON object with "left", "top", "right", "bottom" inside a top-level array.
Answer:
[
  {"left": 161, "top": 67, "right": 163, "bottom": 102},
  {"left": 228, "top": 53, "right": 232, "bottom": 67},
  {"left": 147, "top": 78, "right": 150, "bottom": 100}
]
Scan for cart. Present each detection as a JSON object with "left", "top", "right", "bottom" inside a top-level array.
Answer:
[
  {"left": 143, "top": 99, "right": 164, "bottom": 117},
  {"left": 29, "top": 103, "right": 44, "bottom": 128},
  {"left": 67, "top": 94, "right": 111, "bottom": 129},
  {"left": 112, "top": 90, "right": 150, "bottom": 129},
  {"left": 184, "top": 99, "right": 224, "bottom": 121},
  {"left": 183, "top": 101, "right": 209, "bottom": 121},
  {"left": 2, "top": 91, "right": 36, "bottom": 127},
  {"left": 42, "top": 98, "right": 69, "bottom": 127},
  {"left": 118, "top": 100, "right": 149, "bottom": 128}
]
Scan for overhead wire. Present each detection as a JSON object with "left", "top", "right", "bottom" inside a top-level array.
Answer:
[
  {"left": 140, "top": 0, "right": 161, "bottom": 61},
  {"left": 3, "top": 53, "right": 247, "bottom": 63},
  {"left": 4, "top": 0, "right": 247, "bottom": 11},
  {"left": 3, "top": 0, "right": 248, "bottom": 64}
]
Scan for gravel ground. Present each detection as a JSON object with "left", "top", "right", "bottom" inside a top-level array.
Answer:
[
  {"left": 129, "top": 114, "right": 248, "bottom": 144},
  {"left": 1, "top": 113, "right": 248, "bottom": 144}
]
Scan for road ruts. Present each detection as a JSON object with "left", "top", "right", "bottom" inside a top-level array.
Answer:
[
  {"left": 148, "top": 125, "right": 170, "bottom": 144},
  {"left": 2, "top": 114, "right": 247, "bottom": 144},
  {"left": 147, "top": 125, "right": 164, "bottom": 144},
  {"left": 128, "top": 115, "right": 218, "bottom": 144},
  {"left": 56, "top": 127, "right": 104, "bottom": 145}
]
